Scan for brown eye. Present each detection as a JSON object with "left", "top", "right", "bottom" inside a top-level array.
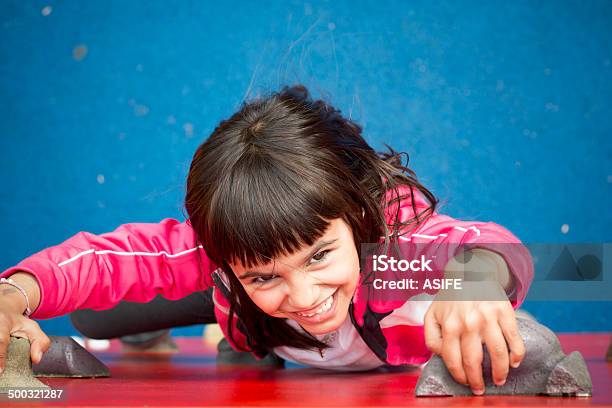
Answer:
[
  {"left": 251, "top": 275, "right": 277, "bottom": 285},
  {"left": 310, "top": 250, "right": 330, "bottom": 264}
]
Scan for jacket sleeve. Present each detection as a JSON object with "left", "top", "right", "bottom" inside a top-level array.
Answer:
[
  {"left": 404, "top": 212, "right": 534, "bottom": 309},
  {"left": 0, "top": 218, "right": 217, "bottom": 319}
]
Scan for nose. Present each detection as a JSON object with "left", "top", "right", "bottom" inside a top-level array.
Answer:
[{"left": 285, "top": 274, "right": 321, "bottom": 311}]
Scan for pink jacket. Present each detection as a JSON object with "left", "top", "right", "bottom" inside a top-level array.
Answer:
[{"left": 1, "top": 187, "right": 533, "bottom": 366}]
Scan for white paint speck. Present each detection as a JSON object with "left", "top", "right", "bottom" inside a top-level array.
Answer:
[
  {"left": 41, "top": 6, "right": 52, "bottom": 16},
  {"left": 515, "top": 160, "right": 521, "bottom": 167},
  {"left": 328, "top": 22, "right": 336, "bottom": 31},
  {"left": 135, "top": 64, "right": 144, "bottom": 72},
  {"left": 97, "top": 174, "right": 105, "bottom": 184},
  {"left": 561, "top": 224, "right": 570, "bottom": 234},
  {"left": 184, "top": 122, "right": 194, "bottom": 137},
  {"left": 87, "top": 339, "right": 110, "bottom": 351},
  {"left": 167, "top": 115, "right": 176, "bottom": 124}
]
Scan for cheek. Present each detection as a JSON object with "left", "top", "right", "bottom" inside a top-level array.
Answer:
[
  {"left": 341, "top": 247, "right": 361, "bottom": 286},
  {"left": 245, "top": 288, "right": 285, "bottom": 315},
  {"left": 345, "top": 260, "right": 361, "bottom": 293},
  {"left": 323, "top": 253, "right": 360, "bottom": 292}
]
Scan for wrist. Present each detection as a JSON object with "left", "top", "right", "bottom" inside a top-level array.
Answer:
[
  {"left": 445, "top": 249, "right": 509, "bottom": 283},
  {"left": 433, "top": 279, "right": 507, "bottom": 302},
  {"left": 442, "top": 249, "right": 514, "bottom": 301},
  {"left": 467, "top": 249, "right": 513, "bottom": 291},
  {"left": 0, "top": 271, "right": 40, "bottom": 316},
  {"left": 0, "top": 286, "right": 28, "bottom": 315}
]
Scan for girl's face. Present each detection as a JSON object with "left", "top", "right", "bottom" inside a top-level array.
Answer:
[{"left": 229, "top": 218, "right": 360, "bottom": 335}]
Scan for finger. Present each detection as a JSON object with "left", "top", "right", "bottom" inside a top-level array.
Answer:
[
  {"left": 441, "top": 325, "right": 466, "bottom": 386},
  {"left": 500, "top": 310, "right": 525, "bottom": 368},
  {"left": 483, "top": 322, "right": 510, "bottom": 386},
  {"left": 29, "top": 336, "right": 50, "bottom": 364},
  {"left": 424, "top": 312, "right": 442, "bottom": 355},
  {"left": 14, "top": 319, "right": 51, "bottom": 364},
  {"left": 461, "top": 331, "right": 484, "bottom": 395}
]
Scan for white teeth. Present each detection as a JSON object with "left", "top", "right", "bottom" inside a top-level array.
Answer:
[{"left": 297, "top": 293, "right": 334, "bottom": 317}]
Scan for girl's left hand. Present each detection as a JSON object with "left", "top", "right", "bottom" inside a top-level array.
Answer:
[{"left": 423, "top": 292, "right": 525, "bottom": 396}]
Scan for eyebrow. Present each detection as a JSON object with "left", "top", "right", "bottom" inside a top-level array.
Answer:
[{"left": 238, "top": 238, "right": 338, "bottom": 280}]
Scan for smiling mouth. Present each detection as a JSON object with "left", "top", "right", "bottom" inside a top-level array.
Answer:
[{"left": 288, "top": 289, "right": 338, "bottom": 320}]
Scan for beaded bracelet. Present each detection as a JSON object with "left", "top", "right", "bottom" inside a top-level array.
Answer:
[{"left": 0, "top": 277, "right": 33, "bottom": 317}]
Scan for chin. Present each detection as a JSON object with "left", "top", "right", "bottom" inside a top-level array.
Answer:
[{"left": 303, "top": 309, "right": 347, "bottom": 335}]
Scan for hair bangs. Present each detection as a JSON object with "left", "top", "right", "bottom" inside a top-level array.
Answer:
[{"left": 204, "top": 151, "right": 344, "bottom": 269}]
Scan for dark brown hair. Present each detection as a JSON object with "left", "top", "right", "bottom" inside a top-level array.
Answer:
[{"left": 185, "top": 85, "right": 437, "bottom": 354}]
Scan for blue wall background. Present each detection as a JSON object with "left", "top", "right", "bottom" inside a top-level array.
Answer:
[{"left": 1, "top": 1, "right": 610, "bottom": 336}]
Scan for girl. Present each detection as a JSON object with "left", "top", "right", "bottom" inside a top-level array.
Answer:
[{"left": 0, "top": 85, "right": 533, "bottom": 396}]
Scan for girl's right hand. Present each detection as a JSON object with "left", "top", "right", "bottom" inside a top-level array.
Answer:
[{"left": 0, "top": 308, "right": 51, "bottom": 374}]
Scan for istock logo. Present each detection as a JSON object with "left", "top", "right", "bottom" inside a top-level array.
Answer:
[{"left": 371, "top": 254, "right": 434, "bottom": 272}]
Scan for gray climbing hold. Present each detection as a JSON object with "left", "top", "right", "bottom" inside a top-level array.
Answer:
[
  {"left": 514, "top": 308, "right": 536, "bottom": 322},
  {"left": 415, "top": 317, "right": 592, "bottom": 397},
  {"left": 33, "top": 336, "right": 110, "bottom": 378},
  {"left": 545, "top": 351, "right": 591, "bottom": 396},
  {"left": 0, "top": 336, "right": 49, "bottom": 393}
]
